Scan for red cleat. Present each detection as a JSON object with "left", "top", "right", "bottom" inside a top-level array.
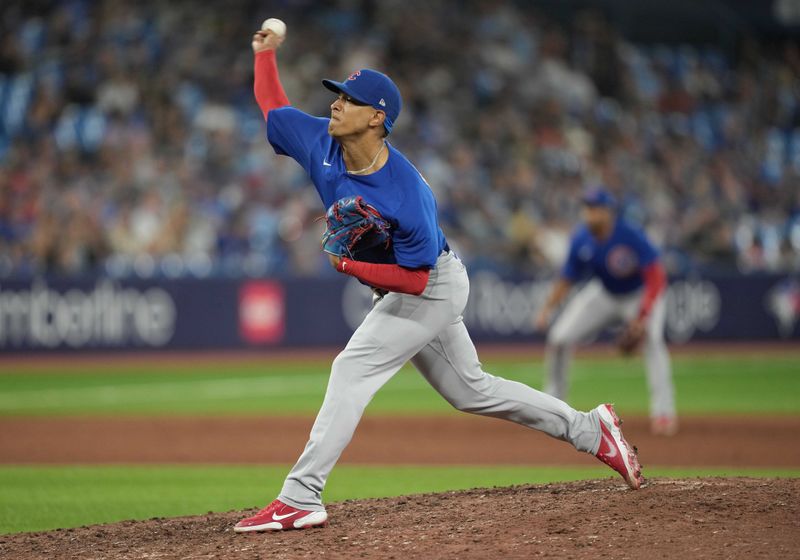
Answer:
[
  {"left": 234, "top": 499, "right": 328, "bottom": 533},
  {"left": 651, "top": 415, "right": 679, "bottom": 437},
  {"left": 594, "top": 404, "right": 645, "bottom": 490}
]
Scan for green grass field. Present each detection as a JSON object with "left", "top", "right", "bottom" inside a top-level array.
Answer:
[
  {"left": 1, "top": 352, "right": 798, "bottom": 416},
  {"left": 1, "top": 350, "right": 799, "bottom": 534}
]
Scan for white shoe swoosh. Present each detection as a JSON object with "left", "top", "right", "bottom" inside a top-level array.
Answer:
[
  {"left": 602, "top": 433, "right": 618, "bottom": 458},
  {"left": 322, "top": 159, "right": 332, "bottom": 167},
  {"left": 272, "top": 511, "right": 299, "bottom": 521}
]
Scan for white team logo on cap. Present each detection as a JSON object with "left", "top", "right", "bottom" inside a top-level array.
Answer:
[{"left": 379, "top": 98, "right": 386, "bottom": 107}]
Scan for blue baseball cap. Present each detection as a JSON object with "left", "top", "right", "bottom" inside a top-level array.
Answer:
[
  {"left": 581, "top": 187, "right": 617, "bottom": 208},
  {"left": 322, "top": 69, "right": 402, "bottom": 135}
]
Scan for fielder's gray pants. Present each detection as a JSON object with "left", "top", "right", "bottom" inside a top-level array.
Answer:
[
  {"left": 545, "top": 280, "right": 676, "bottom": 419},
  {"left": 280, "top": 251, "right": 602, "bottom": 511}
]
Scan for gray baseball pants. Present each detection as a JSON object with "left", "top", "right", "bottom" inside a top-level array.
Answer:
[
  {"left": 545, "top": 280, "right": 676, "bottom": 419},
  {"left": 279, "top": 251, "right": 602, "bottom": 511}
]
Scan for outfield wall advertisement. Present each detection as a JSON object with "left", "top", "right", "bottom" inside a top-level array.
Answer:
[{"left": 0, "top": 272, "right": 797, "bottom": 352}]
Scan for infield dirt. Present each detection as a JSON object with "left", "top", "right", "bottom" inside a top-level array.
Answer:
[{"left": 2, "top": 414, "right": 799, "bottom": 467}]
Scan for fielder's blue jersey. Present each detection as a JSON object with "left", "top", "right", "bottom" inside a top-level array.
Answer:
[
  {"left": 266, "top": 107, "right": 447, "bottom": 268},
  {"left": 561, "top": 218, "right": 659, "bottom": 294}
]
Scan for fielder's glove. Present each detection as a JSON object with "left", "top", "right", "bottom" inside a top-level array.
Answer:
[
  {"left": 321, "top": 195, "right": 392, "bottom": 259},
  {"left": 617, "top": 320, "right": 645, "bottom": 356}
]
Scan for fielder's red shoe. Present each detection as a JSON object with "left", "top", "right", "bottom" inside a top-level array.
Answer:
[
  {"left": 594, "top": 404, "right": 645, "bottom": 490},
  {"left": 234, "top": 499, "right": 328, "bottom": 533},
  {"left": 651, "top": 415, "right": 679, "bottom": 437}
]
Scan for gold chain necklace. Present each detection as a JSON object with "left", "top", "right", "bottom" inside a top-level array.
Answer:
[{"left": 346, "top": 142, "right": 386, "bottom": 175}]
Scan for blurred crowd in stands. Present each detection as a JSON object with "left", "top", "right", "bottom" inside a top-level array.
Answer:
[{"left": 0, "top": 0, "right": 799, "bottom": 279}]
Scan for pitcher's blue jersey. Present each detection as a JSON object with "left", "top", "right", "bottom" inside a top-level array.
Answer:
[
  {"left": 561, "top": 218, "right": 659, "bottom": 294},
  {"left": 266, "top": 107, "right": 447, "bottom": 268}
]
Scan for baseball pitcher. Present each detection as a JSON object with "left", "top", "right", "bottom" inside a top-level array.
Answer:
[
  {"left": 235, "top": 24, "right": 644, "bottom": 533},
  {"left": 535, "top": 188, "right": 677, "bottom": 436}
]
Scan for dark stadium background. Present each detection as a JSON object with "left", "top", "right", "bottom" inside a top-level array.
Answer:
[{"left": 0, "top": 0, "right": 798, "bottom": 351}]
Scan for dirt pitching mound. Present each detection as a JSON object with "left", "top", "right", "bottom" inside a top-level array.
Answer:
[{"left": 2, "top": 478, "right": 798, "bottom": 560}]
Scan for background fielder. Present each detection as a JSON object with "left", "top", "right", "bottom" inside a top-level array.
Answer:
[{"left": 536, "top": 188, "right": 677, "bottom": 436}]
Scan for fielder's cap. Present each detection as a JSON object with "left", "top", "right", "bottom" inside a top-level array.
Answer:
[
  {"left": 581, "top": 187, "right": 617, "bottom": 208},
  {"left": 322, "top": 69, "right": 402, "bottom": 134}
]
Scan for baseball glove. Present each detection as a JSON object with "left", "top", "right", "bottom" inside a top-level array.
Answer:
[
  {"left": 617, "top": 321, "right": 645, "bottom": 356},
  {"left": 321, "top": 195, "right": 392, "bottom": 258}
]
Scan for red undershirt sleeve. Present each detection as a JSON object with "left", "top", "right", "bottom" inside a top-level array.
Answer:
[
  {"left": 337, "top": 258, "right": 430, "bottom": 296},
  {"left": 254, "top": 50, "right": 290, "bottom": 121},
  {"left": 639, "top": 261, "right": 667, "bottom": 320}
]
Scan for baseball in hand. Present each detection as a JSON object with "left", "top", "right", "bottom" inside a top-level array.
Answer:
[{"left": 261, "top": 18, "right": 287, "bottom": 38}]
